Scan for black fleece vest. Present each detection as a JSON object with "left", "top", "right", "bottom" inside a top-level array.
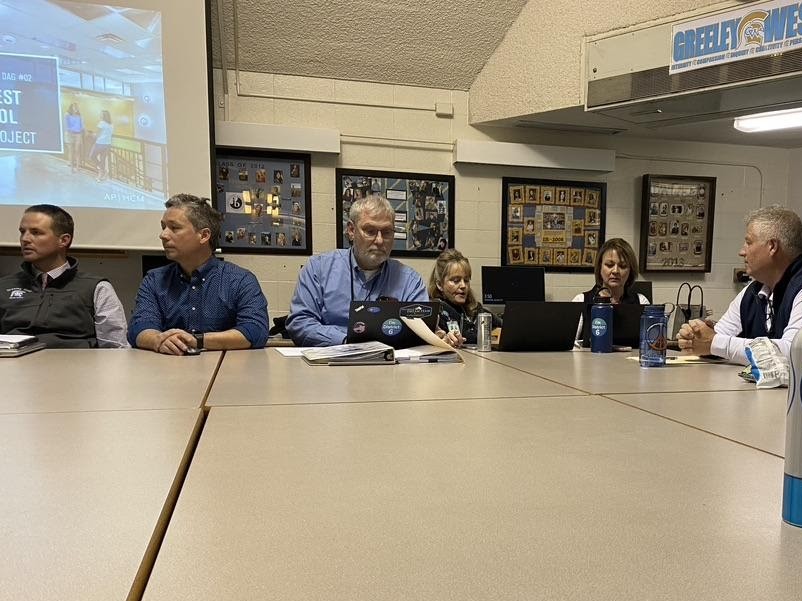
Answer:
[{"left": 0, "top": 259, "right": 104, "bottom": 348}]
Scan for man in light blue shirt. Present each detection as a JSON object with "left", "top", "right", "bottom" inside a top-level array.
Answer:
[{"left": 286, "top": 195, "right": 427, "bottom": 346}]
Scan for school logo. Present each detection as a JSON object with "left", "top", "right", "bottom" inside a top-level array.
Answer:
[
  {"left": 738, "top": 10, "right": 770, "bottom": 47},
  {"left": 591, "top": 318, "right": 607, "bottom": 337},
  {"left": 7, "top": 287, "right": 28, "bottom": 299}
]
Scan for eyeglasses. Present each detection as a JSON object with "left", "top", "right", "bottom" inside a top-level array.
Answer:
[{"left": 358, "top": 225, "right": 394, "bottom": 240}]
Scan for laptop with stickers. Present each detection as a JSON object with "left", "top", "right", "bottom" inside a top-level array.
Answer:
[{"left": 346, "top": 300, "right": 441, "bottom": 349}]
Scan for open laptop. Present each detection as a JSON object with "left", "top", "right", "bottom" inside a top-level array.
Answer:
[
  {"left": 495, "top": 301, "right": 584, "bottom": 352},
  {"left": 346, "top": 300, "right": 441, "bottom": 349},
  {"left": 481, "top": 266, "right": 545, "bottom": 316},
  {"left": 580, "top": 303, "right": 646, "bottom": 348}
]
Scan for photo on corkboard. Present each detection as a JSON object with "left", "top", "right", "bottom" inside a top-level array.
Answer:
[
  {"left": 525, "top": 185, "right": 540, "bottom": 203},
  {"left": 525, "top": 247, "right": 538, "bottom": 264},
  {"left": 585, "top": 189, "right": 600, "bottom": 208},
  {"left": 509, "top": 246, "right": 523, "bottom": 264},
  {"left": 572, "top": 220, "right": 584, "bottom": 236},
  {"left": 570, "top": 188, "right": 585, "bottom": 206},
  {"left": 541, "top": 186, "right": 555, "bottom": 204},
  {"left": 540, "top": 248, "right": 553, "bottom": 265},
  {"left": 508, "top": 227, "right": 523, "bottom": 245},
  {"left": 524, "top": 218, "right": 536, "bottom": 234},
  {"left": 554, "top": 249, "right": 567, "bottom": 265},
  {"left": 582, "top": 249, "right": 596, "bottom": 266},
  {"left": 568, "top": 249, "right": 581, "bottom": 265},
  {"left": 555, "top": 187, "right": 570, "bottom": 205},
  {"left": 509, "top": 205, "right": 524, "bottom": 223},
  {"left": 584, "top": 230, "right": 598, "bottom": 248},
  {"left": 509, "top": 185, "right": 524, "bottom": 204}
]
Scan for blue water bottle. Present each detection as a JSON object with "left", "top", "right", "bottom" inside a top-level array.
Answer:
[
  {"left": 639, "top": 304, "right": 667, "bottom": 367},
  {"left": 783, "top": 328, "right": 802, "bottom": 526},
  {"left": 590, "top": 298, "right": 613, "bottom": 353}
]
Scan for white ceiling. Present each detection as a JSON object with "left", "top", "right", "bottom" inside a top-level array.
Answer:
[
  {"left": 213, "top": 0, "right": 529, "bottom": 90},
  {"left": 214, "top": 0, "right": 802, "bottom": 148}
]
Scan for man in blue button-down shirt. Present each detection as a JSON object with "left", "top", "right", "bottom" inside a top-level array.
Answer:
[
  {"left": 286, "top": 195, "right": 427, "bottom": 346},
  {"left": 128, "top": 194, "right": 269, "bottom": 354}
]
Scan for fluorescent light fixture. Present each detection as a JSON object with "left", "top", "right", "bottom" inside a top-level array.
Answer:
[{"left": 734, "top": 107, "right": 802, "bottom": 132}]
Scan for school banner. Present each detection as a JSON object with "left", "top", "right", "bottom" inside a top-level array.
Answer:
[{"left": 670, "top": 0, "right": 802, "bottom": 74}]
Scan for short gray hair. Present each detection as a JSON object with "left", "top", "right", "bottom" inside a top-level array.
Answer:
[
  {"left": 165, "top": 193, "right": 222, "bottom": 250},
  {"left": 348, "top": 195, "right": 393, "bottom": 225},
  {"left": 746, "top": 205, "right": 802, "bottom": 257}
]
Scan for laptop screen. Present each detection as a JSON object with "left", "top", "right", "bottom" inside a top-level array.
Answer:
[{"left": 481, "top": 266, "right": 545, "bottom": 305}]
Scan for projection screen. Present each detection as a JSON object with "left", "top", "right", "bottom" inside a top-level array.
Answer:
[{"left": 0, "top": 0, "right": 213, "bottom": 250}]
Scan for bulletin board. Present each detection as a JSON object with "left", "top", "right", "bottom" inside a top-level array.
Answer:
[
  {"left": 501, "top": 177, "right": 606, "bottom": 272},
  {"left": 336, "top": 168, "right": 455, "bottom": 257},
  {"left": 639, "top": 174, "right": 716, "bottom": 272},
  {"left": 214, "top": 147, "right": 312, "bottom": 255}
]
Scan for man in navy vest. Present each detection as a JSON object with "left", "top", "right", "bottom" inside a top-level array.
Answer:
[{"left": 678, "top": 206, "right": 802, "bottom": 363}]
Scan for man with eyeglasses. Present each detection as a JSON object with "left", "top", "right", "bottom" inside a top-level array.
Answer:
[
  {"left": 678, "top": 205, "right": 802, "bottom": 363},
  {"left": 128, "top": 193, "right": 269, "bottom": 354},
  {"left": 286, "top": 195, "right": 427, "bottom": 346}
]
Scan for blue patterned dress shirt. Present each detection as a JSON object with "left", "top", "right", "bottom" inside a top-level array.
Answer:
[{"left": 128, "top": 257, "right": 269, "bottom": 348}]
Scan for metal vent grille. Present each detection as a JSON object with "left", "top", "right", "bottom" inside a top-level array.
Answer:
[{"left": 588, "top": 47, "right": 802, "bottom": 108}]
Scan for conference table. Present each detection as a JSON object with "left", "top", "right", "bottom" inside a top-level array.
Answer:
[
  {"left": 0, "top": 348, "right": 223, "bottom": 413},
  {"left": 0, "top": 349, "right": 220, "bottom": 601},
  {"left": 3, "top": 347, "right": 800, "bottom": 601}
]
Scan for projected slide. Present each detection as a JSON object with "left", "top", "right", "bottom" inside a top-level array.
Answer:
[{"left": 0, "top": 0, "right": 168, "bottom": 210}]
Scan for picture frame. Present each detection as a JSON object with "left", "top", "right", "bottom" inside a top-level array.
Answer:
[
  {"left": 639, "top": 174, "right": 716, "bottom": 272},
  {"left": 214, "top": 147, "right": 312, "bottom": 255},
  {"left": 336, "top": 168, "right": 455, "bottom": 257},
  {"left": 501, "top": 177, "right": 606, "bottom": 272}
]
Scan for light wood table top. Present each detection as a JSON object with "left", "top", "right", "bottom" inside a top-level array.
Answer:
[
  {"left": 0, "top": 349, "right": 222, "bottom": 413},
  {"left": 607, "top": 388, "right": 788, "bottom": 457},
  {"left": 477, "top": 349, "right": 751, "bottom": 394},
  {"left": 144, "top": 399, "right": 802, "bottom": 601},
  {"left": 0, "top": 408, "right": 202, "bottom": 601},
  {"left": 205, "top": 348, "right": 582, "bottom": 407}
]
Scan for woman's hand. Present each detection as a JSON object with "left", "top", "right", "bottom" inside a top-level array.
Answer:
[{"left": 436, "top": 328, "right": 464, "bottom": 348}]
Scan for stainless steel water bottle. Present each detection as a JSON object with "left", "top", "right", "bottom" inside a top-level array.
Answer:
[
  {"left": 784, "top": 328, "right": 802, "bottom": 526},
  {"left": 476, "top": 312, "right": 492, "bottom": 352}
]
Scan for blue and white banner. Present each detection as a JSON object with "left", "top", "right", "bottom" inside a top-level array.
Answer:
[{"left": 670, "top": 0, "right": 802, "bottom": 74}]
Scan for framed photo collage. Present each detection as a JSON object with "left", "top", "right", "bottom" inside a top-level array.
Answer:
[
  {"left": 214, "top": 147, "right": 312, "bottom": 255},
  {"left": 501, "top": 177, "right": 606, "bottom": 272}
]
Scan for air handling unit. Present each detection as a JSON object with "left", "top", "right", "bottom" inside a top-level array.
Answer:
[{"left": 585, "top": 2, "right": 802, "bottom": 128}]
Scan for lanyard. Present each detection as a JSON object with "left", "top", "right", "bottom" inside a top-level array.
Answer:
[{"left": 349, "top": 251, "right": 384, "bottom": 302}]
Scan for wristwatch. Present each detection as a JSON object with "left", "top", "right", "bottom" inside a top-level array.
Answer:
[{"left": 193, "top": 332, "right": 205, "bottom": 350}]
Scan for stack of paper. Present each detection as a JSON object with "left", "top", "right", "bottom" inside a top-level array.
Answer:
[
  {"left": 301, "top": 341, "right": 395, "bottom": 365},
  {"left": 0, "top": 335, "right": 46, "bottom": 357}
]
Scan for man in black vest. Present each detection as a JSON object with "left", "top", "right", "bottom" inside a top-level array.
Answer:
[
  {"left": 678, "top": 206, "right": 802, "bottom": 363},
  {"left": 0, "top": 204, "right": 129, "bottom": 348}
]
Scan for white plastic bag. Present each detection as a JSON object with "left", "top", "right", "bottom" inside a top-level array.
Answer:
[{"left": 744, "top": 337, "right": 789, "bottom": 388}]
